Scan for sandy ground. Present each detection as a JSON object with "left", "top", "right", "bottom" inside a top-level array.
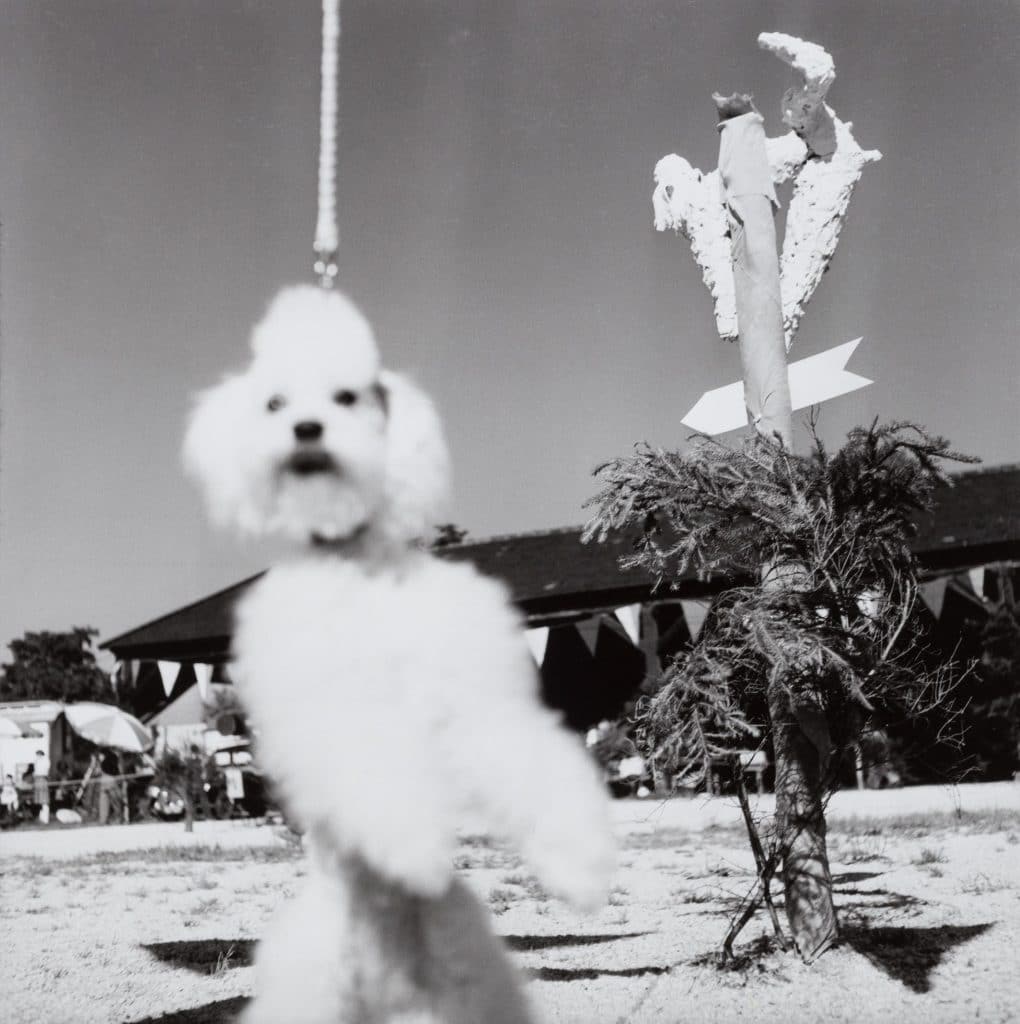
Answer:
[{"left": 1, "top": 783, "right": 1018, "bottom": 1024}]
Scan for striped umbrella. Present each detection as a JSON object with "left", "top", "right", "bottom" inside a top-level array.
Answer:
[{"left": 63, "top": 702, "right": 153, "bottom": 753}]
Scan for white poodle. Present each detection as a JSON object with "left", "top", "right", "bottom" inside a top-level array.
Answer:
[{"left": 183, "top": 286, "right": 615, "bottom": 1024}]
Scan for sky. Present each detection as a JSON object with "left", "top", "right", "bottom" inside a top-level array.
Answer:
[{"left": 1, "top": 0, "right": 1017, "bottom": 662}]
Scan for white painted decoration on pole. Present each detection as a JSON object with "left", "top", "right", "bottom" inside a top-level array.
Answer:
[
  {"left": 653, "top": 34, "right": 881, "bottom": 351},
  {"left": 682, "top": 338, "right": 871, "bottom": 435}
]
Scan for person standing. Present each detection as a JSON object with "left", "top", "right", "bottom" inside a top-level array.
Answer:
[
  {"left": 33, "top": 748, "right": 51, "bottom": 824},
  {"left": 1, "top": 774, "right": 19, "bottom": 823},
  {"left": 97, "top": 753, "right": 119, "bottom": 825}
]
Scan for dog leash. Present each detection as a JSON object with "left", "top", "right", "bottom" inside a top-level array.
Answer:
[{"left": 313, "top": 0, "right": 341, "bottom": 289}]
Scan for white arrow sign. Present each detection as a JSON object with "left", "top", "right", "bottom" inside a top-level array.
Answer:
[{"left": 682, "top": 338, "right": 872, "bottom": 435}]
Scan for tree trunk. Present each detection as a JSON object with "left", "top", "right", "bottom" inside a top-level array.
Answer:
[{"left": 768, "top": 680, "right": 838, "bottom": 961}]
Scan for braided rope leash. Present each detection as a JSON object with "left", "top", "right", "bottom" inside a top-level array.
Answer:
[{"left": 313, "top": 0, "right": 341, "bottom": 287}]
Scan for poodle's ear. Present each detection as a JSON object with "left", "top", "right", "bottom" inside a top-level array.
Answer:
[
  {"left": 377, "top": 370, "right": 452, "bottom": 544},
  {"left": 182, "top": 374, "right": 270, "bottom": 534}
]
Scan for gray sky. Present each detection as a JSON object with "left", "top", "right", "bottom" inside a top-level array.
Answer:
[{"left": 1, "top": 0, "right": 1017, "bottom": 659}]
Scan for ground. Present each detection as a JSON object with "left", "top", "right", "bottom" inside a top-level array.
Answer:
[{"left": 1, "top": 784, "right": 1018, "bottom": 1024}]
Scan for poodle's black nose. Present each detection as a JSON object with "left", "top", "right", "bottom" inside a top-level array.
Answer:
[{"left": 293, "top": 420, "right": 323, "bottom": 442}]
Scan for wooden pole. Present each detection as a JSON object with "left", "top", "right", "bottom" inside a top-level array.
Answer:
[
  {"left": 714, "top": 94, "right": 793, "bottom": 448},
  {"left": 714, "top": 91, "right": 837, "bottom": 961}
]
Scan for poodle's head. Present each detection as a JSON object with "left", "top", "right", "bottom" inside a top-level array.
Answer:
[{"left": 183, "top": 286, "right": 450, "bottom": 546}]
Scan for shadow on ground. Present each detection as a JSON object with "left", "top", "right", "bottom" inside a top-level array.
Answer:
[
  {"left": 128, "top": 996, "right": 249, "bottom": 1024},
  {"left": 133, "top": 932, "right": 661, "bottom": 1018},
  {"left": 529, "top": 964, "right": 672, "bottom": 981},
  {"left": 837, "top": 886, "right": 925, "bottom": 911},
  {"left": 142, "top": 939, "right": 256, "bottom": 974},
  {"left": 832, "top": 871, "right": 885, "bottom": 885},
  {"left": 504, "top": 932, "right": 647, "bottom": 951},
  {"left": 842, "top": 922, "right": 993, "bottom": 992}
]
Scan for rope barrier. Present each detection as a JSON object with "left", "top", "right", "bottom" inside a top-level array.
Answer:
[{"left": 9, "top": 770, "right": 155, "bottom": 794}]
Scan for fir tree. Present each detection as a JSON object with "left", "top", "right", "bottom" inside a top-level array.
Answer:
[{"left": 585, "top": 420, "right": 975, "bottom": 959}]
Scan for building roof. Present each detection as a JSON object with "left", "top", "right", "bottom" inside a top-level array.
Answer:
[
  {"left": 147, "top": 682, "right": 232, "bottom": 728},
  {"left": 102, "top": 464, "right": 1020, "bottom": 662},
  {"left": 0, "top": 701, "right": 67, "bottom": 725}
]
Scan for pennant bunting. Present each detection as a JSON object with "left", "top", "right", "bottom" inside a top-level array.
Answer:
[
  {"left": 967, "top": 567, "right": 986, "bottom": 600},
  {"left": 918, "top": 578, "right": 948, "bottom": 619},
  {"left": 613, "top": 604, "right": 642, "bottom": 646},
  {"left": 952, "top": 574, "right": 987, "bottom": 610},
  {"left": 524, "top": 628, "right": 549, "bottom": 667},
  {"left": 576, "top": 617, "right": 601, "bottom": 657},
  {"left": 156, "top": 661, "right": 180, "bottom": 698},
  {"left": 680, "top": 600, "right": 710, "bottom": 640},
  {"left": 194, "top": 663, "right": 214, "bottom": 701}
]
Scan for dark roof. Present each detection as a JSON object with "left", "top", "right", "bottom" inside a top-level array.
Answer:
[
  {"left": 103, "top": 464, "right": 1020, "bottom": 662},
  {"left": 909, "top": 463, "right": 1020, "bottom": 568}
]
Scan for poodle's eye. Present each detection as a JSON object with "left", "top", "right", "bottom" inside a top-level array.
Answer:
[
  {"left": 333, "top": 389, "right": 358, "bottom": 407},
  {"left": 266, "top": 395, "right": 286, "bottom": 413}
]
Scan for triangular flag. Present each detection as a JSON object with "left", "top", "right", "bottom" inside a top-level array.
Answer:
[
  {"left": 680, "top": 599, "right": 710, "bottom": 641},
  {"left": 613, "top": 604, "right": 642, "bottom": 646},
  {"left": 967, "top": 567, "right": 986, "bottom": 600},
  {"left": 156, "top": 660, "right": 180, "bottom": 698},
  {"left": 918, "top": 578, "right": 948, "bottom": 619},
  {"left": 524, "top": 628, "right": 549, "bottom": 666},
  {"left": 576, "top": 617, "right": 601, "bottom": 656},
  {"left": 194, "top": 663, "right": 214, "bottom": 701}
]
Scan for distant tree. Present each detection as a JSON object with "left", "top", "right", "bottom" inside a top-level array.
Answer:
[
  {"left": 0, "top": 628, "right": 132, "bottom": 708},
  {"left": 967, "top": 574, "right": 1020, "bottom": 778},
  {"left": 432, "top": 523, "right": 469, "bottom": 548}
]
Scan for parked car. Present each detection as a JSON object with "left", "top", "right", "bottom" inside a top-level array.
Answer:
[{"left": 208, "top": 742, "right": 269, "bottom": 819}]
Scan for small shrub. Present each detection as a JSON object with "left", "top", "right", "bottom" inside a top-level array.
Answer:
[
  {"left": 459, "top": 833, "right": 496, "bottom": 849},
  {"left": 840, "top": 833, "right": 889, "bottom": 863},
  {"left": 190, "top": 896, "right": 221, "bottom": 916},
  {"left": 673, "top": 887, "right": 716, "bottom": 904},
  {"left": 487, "top": 886, "right": 519, "bottom": 915},
  {"left": 608, "top": 885, "right": 629, "bottom": 907},
  {"left": 210, "top": 945, "right": 235, "bottom": 976},
  {"left": 914, "top": 846, "right": 947, "bottom": 865},
  {"left": 960, "top": 873, "right": 1010, "bottom": 895}
]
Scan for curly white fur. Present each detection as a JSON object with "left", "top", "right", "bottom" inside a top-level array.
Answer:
[
  {"left": 183, "top": 287, "right": 450, "bottom": 545},
  {"left": 183, "top": 286, "right": 614, "bottom": 1023}
]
